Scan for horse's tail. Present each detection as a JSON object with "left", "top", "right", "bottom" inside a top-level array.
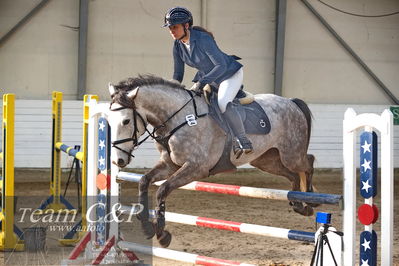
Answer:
[{"left": 291, "top": 98, "right": 312, "bottom": 148}]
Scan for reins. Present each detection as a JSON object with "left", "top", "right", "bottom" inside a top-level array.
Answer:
[
  {"left": 110, "top": 90, "right": 207, "bottom": 158},
  {"left": 110, "top": 106, "right": 153, "bottom": 158}
]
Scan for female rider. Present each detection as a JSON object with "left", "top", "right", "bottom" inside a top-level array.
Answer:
[{"left": 164, "top": 6, "right": 253, "bottom": 158}]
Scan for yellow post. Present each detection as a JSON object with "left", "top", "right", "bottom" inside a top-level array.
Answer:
[
  {"left": 37, "top": 91, "right": 75, "bottom": 213},
  {"left": 51, "top": 91, "right": 63, "bottom": 210},
  {"left": 58, "top": 94, "right": 98, "bottom": 245},
  {"left": 0, "top": 94, "right": 24, "bottom": 251}
]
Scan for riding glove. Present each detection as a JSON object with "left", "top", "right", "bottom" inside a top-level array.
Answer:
[{"left": 190, "top": 82, "right": 205, "bottom": 95}]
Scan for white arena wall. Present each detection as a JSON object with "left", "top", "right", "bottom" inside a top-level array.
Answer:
[
  {"left": 0, "top": 100, "right": 398, "bottom": 169},
  {"left": 1, "top": 0, "right": 398, "bottom": 104}
]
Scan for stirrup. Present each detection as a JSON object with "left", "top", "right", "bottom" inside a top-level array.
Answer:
[
  {"left": 233, "top": 147, "right": 253, "bottom": 159},
  {"left": 233, "top": 139, "right": 253, "bottom": 159},
  {"left": 243, "top": 147, "right": 253, "bottom": 154},
  {"left": 233, "top": 145, "right": 243, "bottom": 159}
]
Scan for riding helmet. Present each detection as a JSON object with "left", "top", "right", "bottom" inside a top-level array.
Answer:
[{"left": 163, "top": 7, "right": 193, "bottom": 27}]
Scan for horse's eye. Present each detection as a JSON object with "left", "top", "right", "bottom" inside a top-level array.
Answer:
[{"left": 122, "top": 119, "right": 130, "bottom": 125}]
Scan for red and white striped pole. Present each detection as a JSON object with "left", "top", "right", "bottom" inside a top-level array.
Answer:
[
  {"left": 119, "top": 206, "right": 315, "bottom": 242},
  {"left": 117, "top": 172, "right": 342, "bottom": 205},
  {"left": 118, "top": 241, "right": 256, "bottom": 266}
]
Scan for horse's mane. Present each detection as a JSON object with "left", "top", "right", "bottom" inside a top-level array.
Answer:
[{"left": 111, "top": 74, "right": 186, "bottom": 108}]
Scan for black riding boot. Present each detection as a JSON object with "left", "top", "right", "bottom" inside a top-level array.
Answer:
[{"left": 223, "top": 102, "right": 253, "bottom": 159}]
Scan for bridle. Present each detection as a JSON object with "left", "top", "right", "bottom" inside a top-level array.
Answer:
[
  {"left": 110, "top": 90, "right": 207, "bottom": 159},
  {"left": 109, "top": 105, "right": 152, "bottom": 159}
]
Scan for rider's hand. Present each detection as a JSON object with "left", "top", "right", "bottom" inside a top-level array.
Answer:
[
  {"left": 190, "top": 82, "right": 205, "bottom": 95},
  {"left": 190, "top": 82, "right": 200, "bottom": 91}
]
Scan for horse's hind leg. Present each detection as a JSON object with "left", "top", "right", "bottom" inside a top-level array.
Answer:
[
  {"left": 250, "top": 148, "right": 304, "bottom": 191},
  {"left": 250, "top": 148, "right": 314, "bottom": 216},
  {"left": 298, "top": 154, "right": 316, "bottom": 191},
  {"left": 301, "top": 154, "right": 319, "bottom": 207}
]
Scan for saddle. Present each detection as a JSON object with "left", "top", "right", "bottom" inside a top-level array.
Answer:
[{"left": 202, "top": 85, "right": 271, "bottom": 175}]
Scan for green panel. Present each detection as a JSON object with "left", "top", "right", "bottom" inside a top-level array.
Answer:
[{"left": 389, "top": 106, "right": 399, "bottom": 125}]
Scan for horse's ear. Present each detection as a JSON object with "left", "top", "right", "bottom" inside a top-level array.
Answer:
[
  {"left": 127, "top": 87, "right": 140, "bottom": 99},
  {"left": 108, "top": 82, "right": 116, "bottom": 97}
]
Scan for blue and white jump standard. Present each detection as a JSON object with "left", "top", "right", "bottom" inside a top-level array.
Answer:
[{"left": 343, "top": 109, "right": 393, "bottom": 266}]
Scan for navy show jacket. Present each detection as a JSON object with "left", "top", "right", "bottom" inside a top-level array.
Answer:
[{"left": 173, "top": 28, "right": 243, "bottom": 87}]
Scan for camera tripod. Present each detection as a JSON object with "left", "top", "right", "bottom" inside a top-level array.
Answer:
[{"left": 310, "top": 223, "right": 343, "bottom": 266}]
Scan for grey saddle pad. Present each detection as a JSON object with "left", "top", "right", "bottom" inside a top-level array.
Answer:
[
  {"left": 237, "top": 100, "right": 270, "bottom": 135},
  {"left": 208, "top": 92, "right": 271, "bottom": 135}
]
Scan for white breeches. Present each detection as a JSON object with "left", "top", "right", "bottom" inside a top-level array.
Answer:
[{"left": 218, "top": 67, "right": 243, "bottom": 113}]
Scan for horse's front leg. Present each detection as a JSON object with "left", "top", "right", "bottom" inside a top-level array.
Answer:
[
  {"left": 154, "top": 162, "right": 208, "bottom": 248},
  {"left": 137, "top": 160, "right": 178, "bottom": 239}
]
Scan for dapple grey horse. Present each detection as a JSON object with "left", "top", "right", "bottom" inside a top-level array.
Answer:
[{"left": 107, "top": 75, "right": 316, "bottom": 248}]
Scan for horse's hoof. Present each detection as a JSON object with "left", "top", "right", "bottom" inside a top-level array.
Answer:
[
  {"left": 293, "top": 205, "right": 314, "bottom": 216},
  {"left": 141, "top": 222, "right": 155, "bottom": 239},
  {"left": 291, "top": 202, "right": 314, "bottom": 216},
  {"left": 157, "top": 230, "right": 172, "bottom": 248},
  {"left": 306, "top": 202, "right": 321, "bottom": 208}
]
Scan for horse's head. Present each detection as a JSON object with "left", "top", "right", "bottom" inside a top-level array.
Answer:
[
  {"left": 107, "top": 75, "right": 191, "bottom": 167},
  {"left": 108, "top": 83, "right": 146, "bottom": 168}
]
